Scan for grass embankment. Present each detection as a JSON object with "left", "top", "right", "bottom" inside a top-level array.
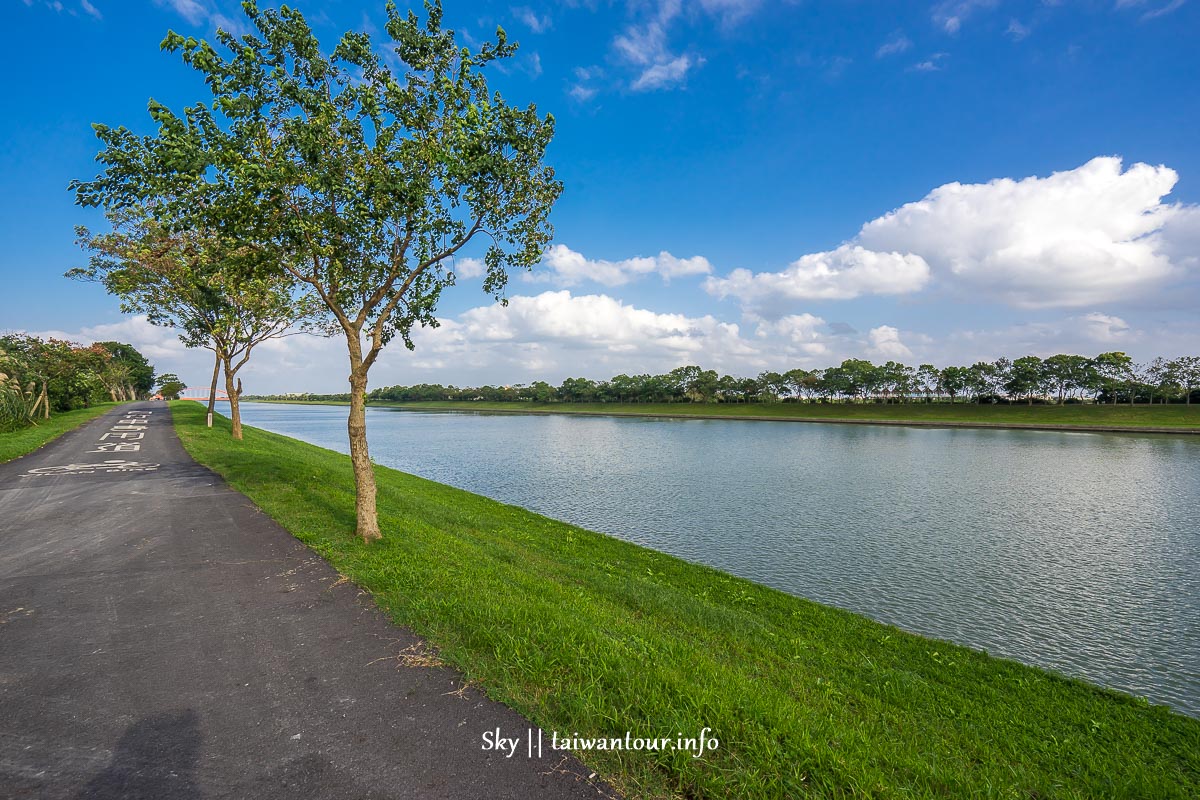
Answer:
[
  {"left": 172, "top": 400, "right": 1200, "bottom": 799},
  {"left": 262, "top": 399, "right": 1200, "bottom": 431},
  {"left": 0, "top": 403, "right": 118, "bottom": 463}
]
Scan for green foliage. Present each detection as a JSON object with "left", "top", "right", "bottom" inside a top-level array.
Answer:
[
  {"left": 0, "top": 372, "right": 38, "bottom": 433},
  {"left": 72, "top": 0, "right": 562, "bottom": 530},
  {"left": 72, "top": 0, "right": 560, "bottom": 354},
  {"left": 0, "top": 404, "right": 117, "bottom": 461},
  {"left": 173, "top": 401, "right": 1200, "bottom": 798},
  {"left": 156, "top": 373, "right": 186, "bottom": 400},
  {"left": 0, "top": 334, "right": 152, "bottom": 425},
  {"left": 70, "top": 208, "right": 313, "bottom": 409}
]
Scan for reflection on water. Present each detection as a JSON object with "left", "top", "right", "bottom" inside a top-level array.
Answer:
[{"left": 233, "top": 402, "right": 1200, "bottom": 716}]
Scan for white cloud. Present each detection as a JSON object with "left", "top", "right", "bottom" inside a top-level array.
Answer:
[
  {"left": 703, "top": 157, "right": 1199, "bottom": 318},
  {"left": 867, "top": 325, "right": 913, "bottom": 359},
  {"left": 154, "top": 0, "right": 247, "bottom": 34},
  {"left": 703, "top": 245, "right": 931, "bottom": 313},
  {"left": 156, "top": 0, "right": 206, "bottom": 25},
  {"left": 513, "top": 6, "right": 551, "bottom": 33},
  {"left": 1006, "top": 18, "right": 1030, "bottom": 40},
  {"left": 910, "top": 53, "right": 948, "bottom": 72},
  {"left": 857, "top": 156, "right": 1190, "bottom": 308},
  {"left": 932, "top": 0, "right": 999, "bottom": 34},
  {"left": 876, "top": 33, "right": 912, "bottom": 58},
  {"left": 1075, "top": 312, "right": 1135, "bottom": 343},
  {"left": 568, "top": 84, "right": 598, "bottom": 102},
  {"left": 753, "top": 314, "right": 829, "bottom": 357},
  {"left": 1118, "top": 0, "right": 1189, "bottom": 21},
  {"left": 80, "top": 0, "right": 101, "bottom": 19},
  {"left": 631, "top": 55, "right": 697, "bottom": 91},
  {"left": 697, "top": 0, "right": 762, "bottom": 25},
  {"left": 530, "top": 244, "right": 712, "bottom": 287},
  {"left": 452, "top": 258, "right": 487, "bottom": 280},
  {"left": 611, "top": 0, "right": 708, "bottom": 92}
]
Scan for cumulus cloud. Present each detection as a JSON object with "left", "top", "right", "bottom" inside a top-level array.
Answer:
[
  {"left": 451, "top": 257, "right": 487, "bottom": 280},
  {"left": 866, "top": 325, "right": 914, "bottom": 359},
  {"left": 704, "top": 157, "right": 1199, "bottom": 318},
  {"left": 529, "top": 244, "right": 712, "bottom": 287},
  {"left": 1074, "top": 312, "right": 1135, "bottom": 343},
  {"left": 857, "top": 156, "right": 1189, "bottom": 308},
  {"left": 752, "top": 314, "right": 829, "bottom": 357},
  {"left": 703, "top": 244, "right": 931, "bottom": 314}
]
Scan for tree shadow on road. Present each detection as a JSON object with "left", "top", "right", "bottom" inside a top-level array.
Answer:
[{"left": 74, "top": 710, "right": 201, "bottom": 800}]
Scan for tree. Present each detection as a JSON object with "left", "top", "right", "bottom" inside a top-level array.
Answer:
[
  {"left": 78, "top": 2, "right": 561, "bottom": 541},
  {"left": 72, "top": 209, "right": 310, "bottom": 439},
  {"left": 1168, "top": 356, "right": 1200, "bottom": 405},
  {"left": 1043, "top": 354, "right": 1091, "bottom": 404},
  {"left": 1005, "top": 356, "right": 1045, "bottom": 405},
  {"left": 156, "top": 373, "right": 186, "bottom": 400},
  {"left": 1094, "top": 352, "right": 1134, "bottom": 405},
  {"left": 916, "top": 364, "right": 939, "bottom": 403},
  {"left": 97, "top": 341, "right": 155, "bottom": 400},
  {"left": 757, "top": 371, "right": 788, "bottom": 402},
  {"left": 939, "top": 365, "right": 970, "bottom": 403}
]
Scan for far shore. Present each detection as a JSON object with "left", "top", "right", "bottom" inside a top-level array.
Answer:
[{"left": 242, "top": 398, "right": 1200, "bottom": 435}]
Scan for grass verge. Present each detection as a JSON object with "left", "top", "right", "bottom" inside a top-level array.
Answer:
[
  {"left": 172, "top": 400, "right": 1199, "bottom": 798},
  {"left": 0, "top": 403, "right": 118, "bottom": 463},
  {"left": 261, "top": 399, "right": 1200, "bottom": 431}
]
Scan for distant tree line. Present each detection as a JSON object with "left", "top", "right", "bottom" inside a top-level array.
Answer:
[
  {"left": 252, "top": 352, "right": 1200, "bottom": 407},
  {"left": 0, "top": 334, "right": 154, "bottom": 431}
]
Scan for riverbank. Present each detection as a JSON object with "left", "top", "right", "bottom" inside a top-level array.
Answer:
[
  {"left": 253, "top": 399, "right": 1200, "bottom": 434},
  {"left": 0, "top": 402, "right": 120, "bottom": 463},
  {"left": 171, "top": 401, "right": 1199, "bottom": 798}
]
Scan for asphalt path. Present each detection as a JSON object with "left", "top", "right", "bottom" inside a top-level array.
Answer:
[{"left": 0, "top": 403, "right": 614, "bottom": 799}]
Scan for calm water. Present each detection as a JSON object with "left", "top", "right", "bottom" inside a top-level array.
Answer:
[{"left": 234, "top": 402, "right": 1200, "bottom": 716}]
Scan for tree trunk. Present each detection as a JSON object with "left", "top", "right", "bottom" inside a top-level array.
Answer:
[
  {"left": 222, "top": 358, "right": 243, "bottom": 440},
  {"left": 348, "top": 372, "right": 381, "bottom": 542},
  {"left": 41, "top": 383, "right": 49, "bottom": 419},
  {"left": 206, "top": 353, "right": 220, "bottom": 428}
]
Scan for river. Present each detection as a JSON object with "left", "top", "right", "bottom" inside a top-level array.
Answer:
[{"left": 232, "top": 401, "right": 1200, "bottom": 716}]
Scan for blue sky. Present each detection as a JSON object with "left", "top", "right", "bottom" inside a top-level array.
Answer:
[{"left": 3, "top": 0, "right": 1198, "bottom": 392}]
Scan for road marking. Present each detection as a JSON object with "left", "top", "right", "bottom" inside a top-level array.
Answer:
[{"left": 26, "top": 460, "right": 160, "bottom": 476}]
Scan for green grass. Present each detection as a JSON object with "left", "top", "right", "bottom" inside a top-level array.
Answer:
[
  {"left": 0, "top": 403, "right": 119, "bottom": 463},
  {"left": 172, "top": 400, "right": 1199, "bottom": 799},
  {"left": 261, "top": 398, "right": 1200, "bottom": 430}
]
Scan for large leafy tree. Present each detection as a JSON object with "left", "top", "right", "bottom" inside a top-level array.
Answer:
[
  {"left": 96, "top": 341, "right": 155, "bottom": 399},
  {"left": 73, "top": 2, "right": 561, "bottom": 540},
  {"left": 1169, "top": 355, "right": 1200, "bottom": 405}
]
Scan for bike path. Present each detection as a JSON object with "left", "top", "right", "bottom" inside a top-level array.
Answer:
[{"left": 0, "top": 402, "right": 613, "bottom": 799}]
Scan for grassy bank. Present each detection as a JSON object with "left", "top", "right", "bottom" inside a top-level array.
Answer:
[
  {"left": 0, "top": 403, "right": 118, "bottom": 463},
  {"left": 172, "top": 401, "right": 1199, "bottom": 798},
  {"left": 257, "top": 398, "right": 1200, "bottom": 432}
]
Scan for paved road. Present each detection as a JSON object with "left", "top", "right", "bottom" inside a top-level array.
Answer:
[{"left": 0, "top": 403, "right": 614, "bottom": 799}]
